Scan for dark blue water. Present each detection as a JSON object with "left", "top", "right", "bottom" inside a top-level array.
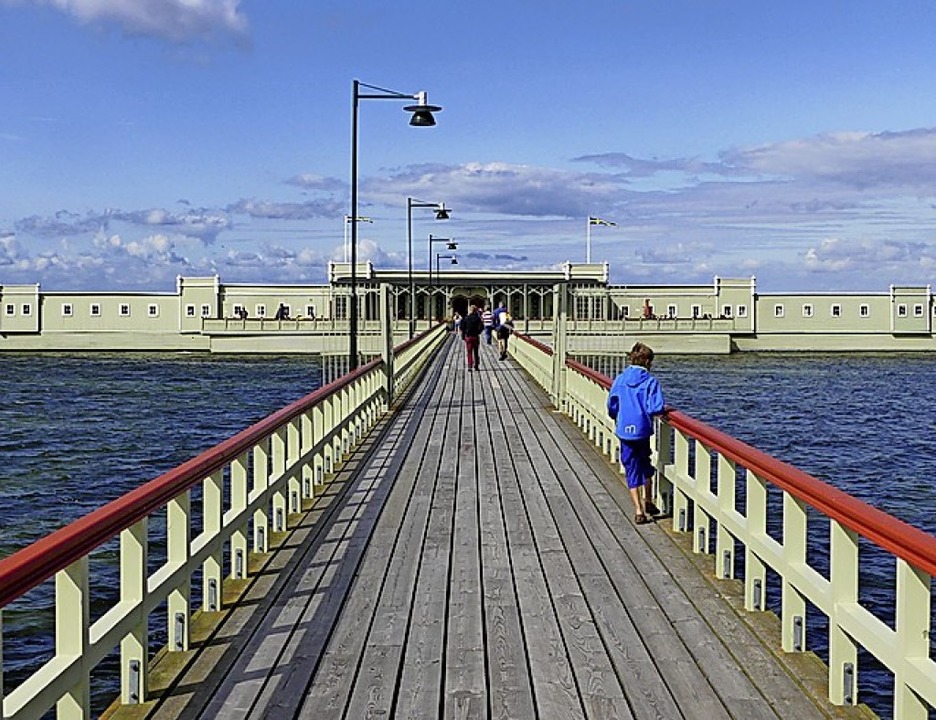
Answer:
[{"left": 2, "top": 352, "right": 934, "bottom": 717}]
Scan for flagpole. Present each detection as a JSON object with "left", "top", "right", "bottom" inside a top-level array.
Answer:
[{"left": 586, "top": 216, "right": 592, "bottom": 263}]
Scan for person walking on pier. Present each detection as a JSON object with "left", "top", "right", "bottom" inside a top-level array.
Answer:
[
  {"left": 496, "top": 311, "right": 514, "bottom": 360},
  {"left": 481, "top": 305, "right": 495, "bottom": 344},
  {"left": 607, "top": 342, "right": 666, "bottom": 525},
  {"left": 461, "top": 304, "right": 483, "bottom": 371}
]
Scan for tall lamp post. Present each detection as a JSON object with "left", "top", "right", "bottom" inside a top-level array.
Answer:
[
  {"left": 343, "top": 215, "right": 373, "bottom": 262},
  {"left": 427, "top": 234, "right": 457, "bottom": 321},
  {"left": 349, "top": 80, "right": 441, "bottom": 370},
  {"left": 407, "top": 198, "right": 449, "bottom": 337}
]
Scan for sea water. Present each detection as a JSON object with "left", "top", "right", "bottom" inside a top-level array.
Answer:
[{"left": 2, "top": 351, "right": 935, "bottom": 717}]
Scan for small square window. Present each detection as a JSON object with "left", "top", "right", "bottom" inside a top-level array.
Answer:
[
  {"left": 148, "top": 304, "right": 159, "bottom": 317},
  {"left": 831, "top": 304, "right": 842, "bottom": 317},
  {"left": 774, "top": 304, "right": 785, "bottom": 318},
  {"left": 897, "top": 304, "right": 907, "bottom": 317},
  {"left": 4, "top": 304, "right": 13, "bottom": 316},
  {"left": 691, "top": 304, "right": 701, "bottom": 319},
  {"left": 859, "top": 304, "right": 870, "bottom": 318},
  {"left": 914, "top": 304, "right": 924, "bottom": 317},
  {"left": 119, "top": 304, "right": 131, "bottom": 317},
  {"left": 305, "top": 305, "right": 317, "bottom": 318},
  {"left": 201, "top": 304, "right": 211, "bottom": 318},
  {"left": 62, "top": 303, "right": 74, "bottom": 317},
  {"left": 721, "top": 305, "right": 733, "bottom": 318},
  {"left": 666, "top": 304, "right": 677, "bottom": 318},
  {"left": 620, "top": 305, "right": 630, "bottom": 318},
  {"left": 21, "top": 304, "right": 32, "bottom": 316},
  {"left": 186, "top": 304, "right": 196, "bottom": 318},
  {"left": 90, "top": 304, "right": 101, "bottom": 317},
  {"left": 736, "top": 305, "right": 748, "bottom": 318},
  {"left": 256, "top": 304, "right": 266, "bottom": 318},
  {"left": 802, "top": 304, "right": 814, "bottom": 318}
]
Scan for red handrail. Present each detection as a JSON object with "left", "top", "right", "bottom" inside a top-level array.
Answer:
[
  {"left": 566, "top": 357, "right": 936, "bottom": 578},
  {"left": 515, "top": 331, "right": 554, "bottom": 357},
  {"left": 0, "top": 356, "right": 382, "bottom": 608}
]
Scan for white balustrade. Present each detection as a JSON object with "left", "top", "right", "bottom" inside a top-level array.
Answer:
[{"left": 0, "top": 324, "right": 447, "bottom": 719}]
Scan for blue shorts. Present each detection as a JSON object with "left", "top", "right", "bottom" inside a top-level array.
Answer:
[{"left": 619, "top": 438, "right": 654, "bottom": 490}]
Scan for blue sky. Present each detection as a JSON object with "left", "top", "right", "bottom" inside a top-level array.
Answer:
[{"left": 4, "top": 1, "right": 936, "bottom": 292}]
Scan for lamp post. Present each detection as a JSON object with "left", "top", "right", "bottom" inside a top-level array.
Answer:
[
  {"left": 407, "top": 198, "right": 449, "bottom": 337},
  {"left": 343, "top": 215, "right": 373, "bottom": 262},
  {"left": 427, "top": 234, "right": 457, "bottom": 322},
  {"left": 436, "top": 253, "right": 458, "bottom": 274},
  {"left": 349, "top": 80, "right": 441, "bottom": 370}
]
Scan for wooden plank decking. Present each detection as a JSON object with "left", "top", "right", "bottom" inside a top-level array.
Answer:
[{"left": 135, "top": 336, "right": 860, "bottom": 720}]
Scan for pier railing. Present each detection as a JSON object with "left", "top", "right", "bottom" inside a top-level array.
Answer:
[
  {"left": 0, "top": 324, "right": 447, "bottom": 720},
  {"left": 510, "top": 331, "right": 936, "bottom": 719}
]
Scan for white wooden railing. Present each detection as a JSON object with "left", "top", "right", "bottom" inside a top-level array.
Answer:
[
  {"left": 509, "top": 331, "right": 936, "bottom": 719},
  {"left": 0, "top": 324, "right": 447, "bottom": 720}
]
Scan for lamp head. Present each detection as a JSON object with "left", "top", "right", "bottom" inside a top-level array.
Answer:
[
  {"left": 451, "top": 255, "right": 458, "bottom": 265},
  {"left": 434, "top": 204, "right": 450, "bottom": 220},
  {"left": 404, "top": 91, "right": 441, "bottom": 127},
  {"left": 446, "top": 242, "right": 457, "bottom": 251}
]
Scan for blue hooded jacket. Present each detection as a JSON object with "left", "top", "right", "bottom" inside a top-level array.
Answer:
[{"left": 607, "top": 365, "right": 665, "bottom": 440}]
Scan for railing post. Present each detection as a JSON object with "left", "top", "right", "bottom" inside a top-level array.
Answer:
[
  {"left": 56, "top": 557, "right": 90, "bottom": 719},
  {"left": 287, "top": 418, "right": 301, "bottom": 515},
  {"left": 693, "top": 442, "right": 712, "bottom": 554},
  {"left": 381, "top": 283, "right": 394, "bottom": 405},
  {"left": 744, "top": 471, "right": 767, "bottom": 611},
  {"left": 894, "top": 559, "right": 931, "bottom": 720},
  {"left": 271, "top": 428, "right": 287, "bottom": 533},
  {"left": 313, "top": 403, "right": 326, "bottom": 484},
  {"left": 781, "top": 493, "right": 808, "bottom": 653},
  {"left": 654, "top": 418, "right": 673, "bottom": 514},
  {"left": 167, "top": 491, "right": 191, "bottom": 652},
  {"left": 253, "top": 440, "right": 270, "bottom": 553},
  {"left": 671, "top": 429, "right": 691, "bottom": 534},
  {"left": 551, "top": 282, "right": 568, "bottom": 410},
  {"left": 231, "top": 452, "right": 249, "bottom": 579},
  {"left": 202, "top": 469, "right": 223, "bottom": 612},
  {"left": 715, "top": 454, "right": 736, "bottom": 579},
  {"left": 829, "top": 520, "right": 859, "bottom": 705},
  {"left": 120, "top": 518, "right": 148, "bottom": 705},
  {"left": 301, "top": 411, "right": 315, "bottom": 501}
]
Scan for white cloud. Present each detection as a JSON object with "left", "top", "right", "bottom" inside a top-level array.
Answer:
[{"left": 16, "top": 0, "right": 248, "bottom": 42}]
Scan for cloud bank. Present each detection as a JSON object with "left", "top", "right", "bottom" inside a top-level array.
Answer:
[
  {"left": 6, "top": 0, "right": 248, "bottom": 41},
  {"left": 5, "top": 128, "right": 936, "bottom": 291}
]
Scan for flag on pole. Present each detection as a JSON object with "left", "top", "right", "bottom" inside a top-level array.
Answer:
[{"left": 588, "top": 216, "right": 617, "bottom": 227}]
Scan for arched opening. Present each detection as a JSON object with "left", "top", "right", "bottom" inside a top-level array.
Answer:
[{"left": 451, "top": 295, "right": 470, "bottom": 317}]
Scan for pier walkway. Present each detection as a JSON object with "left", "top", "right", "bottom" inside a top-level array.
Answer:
[{"left": 137, "top": 337, "right": 847, "bottom": 720}]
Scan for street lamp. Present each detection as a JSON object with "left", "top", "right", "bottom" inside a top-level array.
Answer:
[
  {"left": 349, "top": 80, "right": 441, "bottom": 370},
  {"left": 427, "top": 234, "right": 457, "bottom": 322},
  {"left": 436, "top": 253, "right": 458, "bottom": 274},
  {"left": 407, "top": 198, "right": 449, "bottom": 337}
]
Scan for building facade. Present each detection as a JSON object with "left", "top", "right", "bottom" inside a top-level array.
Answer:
[{"left": 1, "top": 263, "right": 933, "bottom": 354}]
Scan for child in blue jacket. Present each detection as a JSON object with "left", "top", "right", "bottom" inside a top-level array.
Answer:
[{"left": 607, "top": 342, "right": 666, "bottom": 525}]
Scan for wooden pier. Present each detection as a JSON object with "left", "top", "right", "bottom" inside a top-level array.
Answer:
[{"left": 124, "top": 337, "right": 870, "bottom": 720}]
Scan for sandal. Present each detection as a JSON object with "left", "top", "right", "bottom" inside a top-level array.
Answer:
[{"left": 635, "top": 513, "right": 650, "bottom": 525}]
